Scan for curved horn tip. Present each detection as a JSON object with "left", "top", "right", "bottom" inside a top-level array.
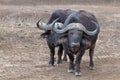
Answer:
[
  {"left": 56, "top": 17, "right": 60, "bottom": 20},
  {"left": 50, "top": 17, "right": 60, "bottom": 27},
  {"left": 36, "top": 17, "right": 46, "bottom": 30},
  {"left": 53, "top": 17, "right": 60, "bottom": 23},
  {"left": 37, "top": 17, "right": 43, "bottom": 23}
]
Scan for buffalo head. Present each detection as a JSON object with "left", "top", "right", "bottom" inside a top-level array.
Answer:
[{"left": 52, "top": 20, "right": 99, "bottom": 52}]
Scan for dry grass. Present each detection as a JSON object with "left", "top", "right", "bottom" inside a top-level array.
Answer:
[{"left": 0, "top": 0, "right": 120, "bottom": 6}]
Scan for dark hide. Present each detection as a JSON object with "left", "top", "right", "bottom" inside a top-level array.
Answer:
[
  {"left": 40, "top": 9, "right": 76, "bottom": 65},
  {"left": 59, "top": 10, "right": 100, "bottom": 75}
]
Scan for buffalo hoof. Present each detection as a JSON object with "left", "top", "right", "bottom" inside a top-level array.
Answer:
[
  {"left": 75, "top": 72, "right": 82, "bottom": 76},
  {"left": 67, "top": 69, "right": 75, "bottom": 73},
  {"left": 49, "top": 61, "right": 54, "bottom": 66},
  {"left": 89, "top": 66, "right": 95, "bottom": 70},
  {"left": 63, "top": 58, "right": 67, "bottom": 61},
  {"left": 57, "top": 60, "right": 62, "bottom": 64}
]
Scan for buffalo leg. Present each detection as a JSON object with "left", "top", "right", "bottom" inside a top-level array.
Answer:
[
  {"left": 48, "top": 45, "right": 55, "bottom": 66},
  {"left": 67, "top": 52, "right": 74, "bottom": 73},
  {"left": 75, "top": 49, "right": 85, "bottom": 76},
  {"left": 57, "top": 45, "right": 63, "bottom": 64},
  {"left": 89, "top": 46, "right": 95, "bottom": 70},
  {"left": 63, "top": 50, "right": 67, "bottom": 61}
]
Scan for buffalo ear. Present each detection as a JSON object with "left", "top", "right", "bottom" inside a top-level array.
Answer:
[
  {"left": 40, "top": 33, "right": 48, "bottom": 38},
  {"left": 40, "top": 30, "right": 50, "bottom": 38}
]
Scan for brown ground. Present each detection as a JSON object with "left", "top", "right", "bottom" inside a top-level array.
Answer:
[{"left": 0, "top": 2, "right": 120, "bottom": 80}]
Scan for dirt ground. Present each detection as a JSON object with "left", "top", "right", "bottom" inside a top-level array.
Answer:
[{"left": 0, "top": 3, "right": 120, "bottom": 80}]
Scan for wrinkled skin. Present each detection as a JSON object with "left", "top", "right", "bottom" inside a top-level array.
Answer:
[
  {"left": 54, "top": 10, "right": 100, "bottom": 76},
  {"left": 38, "top": 9, "right": 76, "bottom": 66}
]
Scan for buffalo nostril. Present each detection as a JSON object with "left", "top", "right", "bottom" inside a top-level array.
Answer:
[{"left": 71, "top": 42, "right": 80, "bottom": 48}]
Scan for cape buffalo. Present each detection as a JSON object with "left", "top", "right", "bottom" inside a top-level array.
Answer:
[
  {"left": 36, "top": 9, "right": 76, "bottom": 65},
  {"left": 52, "top": 10, "right": 100, "bottom": 76}
]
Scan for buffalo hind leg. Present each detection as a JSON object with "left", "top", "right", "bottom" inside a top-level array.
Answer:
[
  {"left": 63, "top": 50, "right": 67, "bottom": 61},
  {"left": 89, "top": 45, "right": 95, "bottom": 70}
]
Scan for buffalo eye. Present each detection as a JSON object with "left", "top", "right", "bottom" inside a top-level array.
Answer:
[{"left": 70, "top": 32, "right": 74, "bottom": 35}]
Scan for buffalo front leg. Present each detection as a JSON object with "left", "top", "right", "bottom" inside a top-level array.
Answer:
[
  {"left": 67, "top": 52, "right": 74, "bottom": 73},
  {"left": 48, "top": 45, "right": 55, "bottom": 66},
  {"left": 75, "top": 49, "right": 85, "bottom": 76},
  {"left": 57, "top": 45, "right": 63, "bottom": 64}
]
